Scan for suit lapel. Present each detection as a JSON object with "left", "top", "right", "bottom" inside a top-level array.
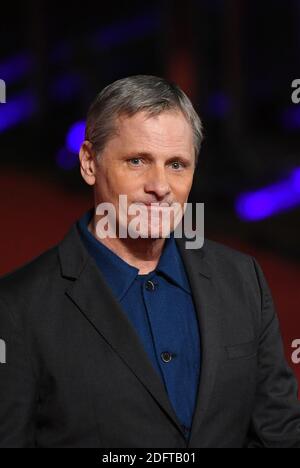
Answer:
[
  {"left": 59, "top": 226, "right": 185, "bottom": 438},
  {"left": 175, "top": 236, "right": 223, "bottom": 445}
]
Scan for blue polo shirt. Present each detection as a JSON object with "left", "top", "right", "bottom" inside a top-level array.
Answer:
[{"left": 77, "top": 210, "right": 201, "bottom": 438}]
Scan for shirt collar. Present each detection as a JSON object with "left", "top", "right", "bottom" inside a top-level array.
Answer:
[
  {"left": 156, "top": 231, "right": 191, "bottom": 295},
  {"left": 77, "top": 209, "right": 191, "bottom": 301}
]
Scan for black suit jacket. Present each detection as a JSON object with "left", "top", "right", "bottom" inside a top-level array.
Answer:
[{"left": 0, "top": 224, "right": 299, "bottom": 448}]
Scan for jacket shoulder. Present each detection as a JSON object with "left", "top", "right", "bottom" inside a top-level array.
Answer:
[
  {"left": 202, "top": 238, "right": 259, "bottom": 283},
  {"left": 203, "top": 238, "right": 253, "bottom": 264},
  {"left": 0, "top": 245, "right": 60, "bottom": 304},
  {"left": 178, "top": 234, "right": 252, "bottom": 263}
]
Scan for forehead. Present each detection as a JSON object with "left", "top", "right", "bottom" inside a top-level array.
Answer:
[{"left": 113, "top": 110, "right": 194, "bottom": 153}]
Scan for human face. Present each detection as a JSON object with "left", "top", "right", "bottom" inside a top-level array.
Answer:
[{"left": 85, "top": 110, "right": 195, "bottom": 239}]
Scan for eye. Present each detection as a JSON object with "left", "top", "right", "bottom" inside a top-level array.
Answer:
[
  {"left": 171, "top": 161, "right": 185, "bottom": 170},
  {"left": 128, "top": 158, "right": 143, "bottom": 167}
]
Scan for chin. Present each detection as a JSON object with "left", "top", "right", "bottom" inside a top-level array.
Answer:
[{"left": 148, "top": 226, "right": 173, "bottom": 239}]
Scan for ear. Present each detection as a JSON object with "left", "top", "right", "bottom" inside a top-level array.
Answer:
[{"left": 79, "top": 141, "right": 97, "bottom": 186}]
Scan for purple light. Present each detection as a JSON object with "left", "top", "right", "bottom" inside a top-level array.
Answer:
[
  {"left": 282, "top": 106, "right": 300, "bottom": 130},
  {"left": 0, "top": 74, "right": 83, "bottom": 134},
  {"left": 66, "top": 121, "right": 85, "bottom": 154},
  {"left": 0, "top": 91, "right": 37, "bottom": 132},
  {"left": 0, "top": 52, "right": 33, "bottom": 84},
  {"left": 292, "top": 168, "right": 300, "bottom": 192},
  {"left": 0, "top": 12, "right": 160, "bottom": 88},
  {"left": 236, "top": 169, "right": 300, "bottom": 221},
  {"left": 236, "top": 192, "right": 275, "bottom": 221},
  {"left": 56, "top": 147, "right": 79, "bottom": 171}
]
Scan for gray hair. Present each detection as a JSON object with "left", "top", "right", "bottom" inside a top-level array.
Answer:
[{"left": 85, "top": 75, "right": 204, "bottom": 166}]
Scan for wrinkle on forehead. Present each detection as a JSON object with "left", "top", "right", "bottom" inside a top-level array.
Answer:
[{"left": 113, "top": 110, "right": 194, "bottom": 156}]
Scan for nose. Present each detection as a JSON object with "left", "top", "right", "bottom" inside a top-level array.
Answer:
[{"left": 144, "top": 165, "right": 171, "bottom": 200}]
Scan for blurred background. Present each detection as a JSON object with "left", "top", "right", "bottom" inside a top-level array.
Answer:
[{"left": 0, "top": 0, "right": 299, "bottom": 388}]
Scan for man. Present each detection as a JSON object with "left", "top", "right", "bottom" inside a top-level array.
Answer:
[{"left": 0, "top": 75, "right": 299, "bottom": 448}]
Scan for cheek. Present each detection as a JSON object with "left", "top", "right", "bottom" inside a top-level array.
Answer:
[
  {"left": 171, "top": 176, "right": 193, "bottom": 197},
  {"left": 115, "top": 183, "right": 141, "bottom": 201},
  {"left": 113, "top": 171, "right": 143, "bottom": 194}
]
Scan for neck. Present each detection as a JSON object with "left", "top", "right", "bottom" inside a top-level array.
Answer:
[{"left": 88, "top": 217, "right": 166, "bottom": 275}]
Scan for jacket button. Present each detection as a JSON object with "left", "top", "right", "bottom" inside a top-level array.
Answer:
[
  {"left": 145, "top": 280, "right": 156, "bottom": 291},
  {"left": 161, "top": 351, "right": 173, "bottom": 363}
]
